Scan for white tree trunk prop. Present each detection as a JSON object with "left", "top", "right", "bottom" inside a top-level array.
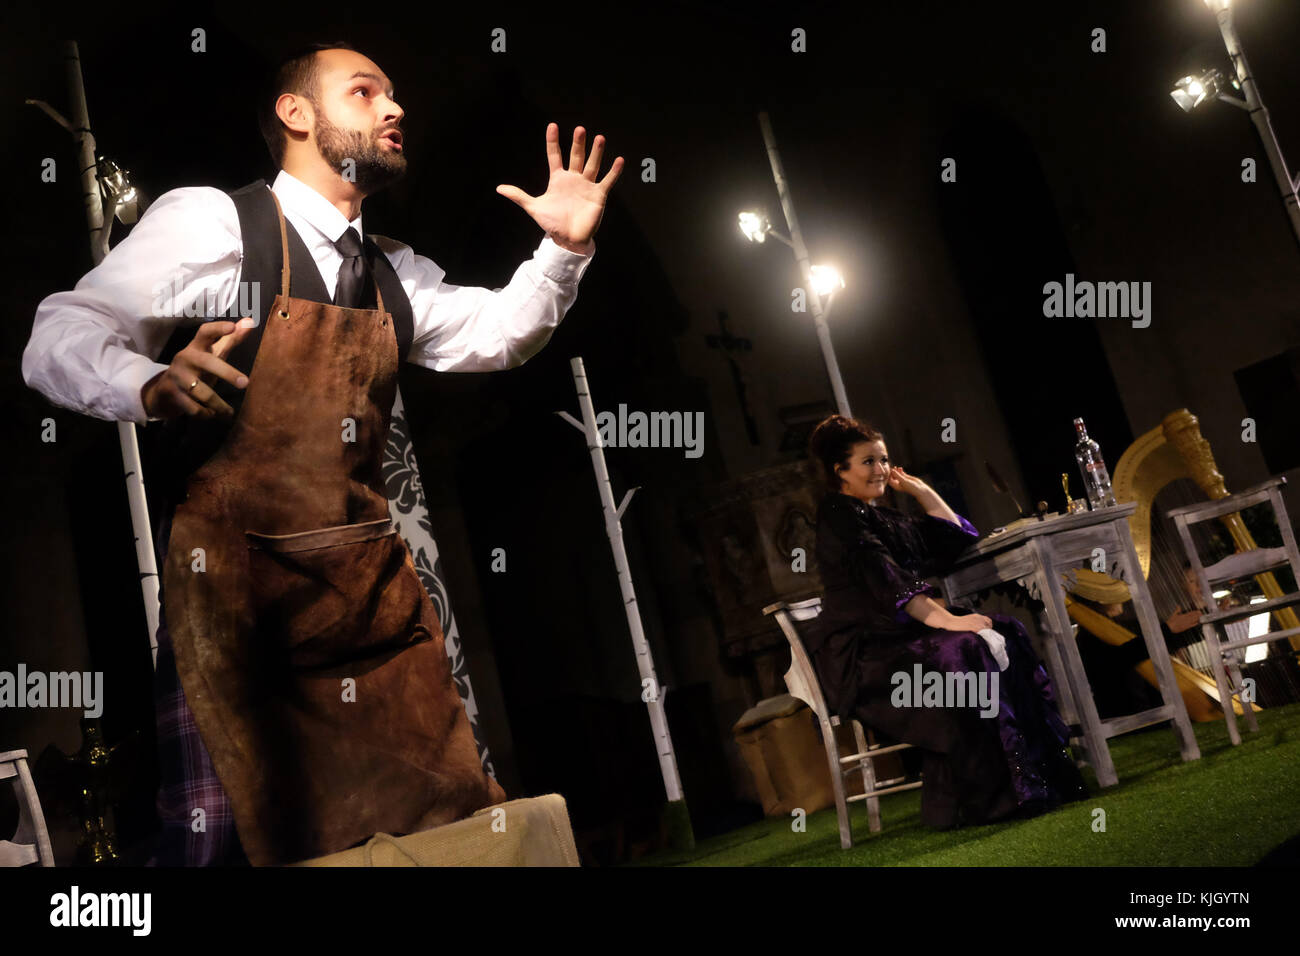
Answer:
[
  {"left": 557, "top": 357, "right": 684, "bottom": 804},
  {"left": 28, "top": 41, "right": 163, "bottom": 669}
]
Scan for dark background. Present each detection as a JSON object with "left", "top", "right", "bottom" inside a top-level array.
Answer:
[{"left": 4, "top": 0, "right": 1300, "bottom": 864}]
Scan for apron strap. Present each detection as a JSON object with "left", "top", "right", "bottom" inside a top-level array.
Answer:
[
  {"left": 268, "top": 190, "right": 291, "bottom": 311},
  {"left": 141, "top": 180, "right": 415, "bottom": 515},
  {"left": 142, "top": 180, "right": 325, "bottom": 512},
  {"left": 266, "top": 188, "right": 391, "bottom": 318}
]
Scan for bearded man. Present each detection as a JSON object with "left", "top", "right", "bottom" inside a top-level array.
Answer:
[{"left": 23, "top": 41, "right": 622, "bottom": 865}]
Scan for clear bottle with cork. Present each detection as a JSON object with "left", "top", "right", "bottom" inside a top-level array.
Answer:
[{"left": 1073, "top": 417, "right": 1117, "bottom": 508}]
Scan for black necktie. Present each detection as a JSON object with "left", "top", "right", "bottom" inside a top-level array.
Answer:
[{"left": 333, "top": 227, "right": 365, "bottom": 308}]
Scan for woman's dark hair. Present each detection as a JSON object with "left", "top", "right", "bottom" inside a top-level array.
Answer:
[
  {"left": 808, "top": 414, "right": 885, "bottom": 490},
  {"left": 257, "top": 41, "right": 359, "bottom": 169}
]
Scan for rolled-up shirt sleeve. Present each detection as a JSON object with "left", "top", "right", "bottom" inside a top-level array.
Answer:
[
  {"left": 390, "top": 235, "right": 593, "bottom": 372},
  {"left": 21, "top": 187, "right": 243, "bottom": 424}
]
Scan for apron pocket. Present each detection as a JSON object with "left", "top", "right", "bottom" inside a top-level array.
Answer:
[{"left": 246, "top": 517, "right": 430, "bottom": 671}]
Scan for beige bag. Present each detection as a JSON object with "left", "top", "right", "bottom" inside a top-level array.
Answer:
[{"left": 289, "top": 794, "right": 581, "bottom": 867}]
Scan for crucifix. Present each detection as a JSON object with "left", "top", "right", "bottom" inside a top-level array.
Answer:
[{"left": 705, "top": 310, "right": 760, "bottom": 445}]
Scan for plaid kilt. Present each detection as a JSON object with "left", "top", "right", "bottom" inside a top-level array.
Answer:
[{"left": 146, "top": 505, "right": 249, "bottom": 867}]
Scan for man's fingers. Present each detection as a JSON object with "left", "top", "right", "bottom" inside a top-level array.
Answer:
[
  {"left": 545, "top": 122, "right": 562, "bottom": 174},
  {"left": 583, "top": 135, "right": 605, "bottom": 179},
  {"left": 569, "top": 126, "right": 586, "bottom": 172},
  {"left": 191, "top": 320, "right": 244, "bottom": 348},
  {"left": 212, "top": 321, "right": 255, "bottom": 361},
  {"left": 496, "top": 184, "right": 532, "bottom": 210},
  {"left": 188, "top": 351, "right": 249, "bottom": 391},
  {"left": 151, "top": 319, "right": 253, "bottom": 421},
  {"left": 173, "top": 372, "right": 234, "bottom": 418},
  {"left": 599, "top": 155, "right": 625, "bottom": 190},
  {"left": 163, "top": 372, "right": 216, "bottom": 418},
  {"left": 168, "top": 385, "right": 207, "bottom": 418},
  {"left": 192, "top": 382, "right": 234, "bottom": 417}
]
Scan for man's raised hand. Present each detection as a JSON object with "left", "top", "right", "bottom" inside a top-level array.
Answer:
[
  {"left": 495, "top": 124, "right": 624, "bottom": 254},
  {"left": 140, "top": 318, "right": 254, "bottom": 420}
]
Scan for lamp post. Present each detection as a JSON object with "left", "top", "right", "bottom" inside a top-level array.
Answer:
[
  {"left": 1173, "top": 0, "right": 1300, "bottom": 248},
  {"left": 739, "top": 111, "right": 853, "bottom": 418}
]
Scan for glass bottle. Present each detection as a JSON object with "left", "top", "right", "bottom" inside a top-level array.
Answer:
[{"left": 1073, "top": 417, "right": 1117, "bottom": 508}]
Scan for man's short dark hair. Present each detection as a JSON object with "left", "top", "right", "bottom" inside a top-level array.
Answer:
[{"left": 257, "top": 41, "right": 357, "bottom": 169}]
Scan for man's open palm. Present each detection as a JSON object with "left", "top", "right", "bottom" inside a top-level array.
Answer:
[{"left": 496, "top": 124, "right": 623, "bottom": 254}]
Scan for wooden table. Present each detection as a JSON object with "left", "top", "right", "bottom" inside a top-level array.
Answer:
[{"left": 939, "top": 503, "right": 1201, "bottom": 787}]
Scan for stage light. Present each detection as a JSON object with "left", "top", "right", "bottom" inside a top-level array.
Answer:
[
  {"left": 96, "top": 157, "right": 139, "bottom": 224},
  {"left": 738, "top": 210, "right": 770, "bottom": 243},
  {"left": 1177, "top": 0, "right": 1300, "bottom": 245},
  {"left": 1172, "top": 71, "right": 1217, "bottom": 112},
  {"left": 810, "top": 264, "right": 845, "bottom": 299}
]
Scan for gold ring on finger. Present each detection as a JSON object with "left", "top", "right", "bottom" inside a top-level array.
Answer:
[{"left": 188, "top": 379, "right": 200, "bottom": 391}]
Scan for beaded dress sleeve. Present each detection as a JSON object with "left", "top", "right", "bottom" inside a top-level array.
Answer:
[{"left": 816, "top": 494, "right": 945, "bottom": 625}]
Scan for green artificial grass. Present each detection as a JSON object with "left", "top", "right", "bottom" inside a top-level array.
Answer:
[
  {"left": 661, "top": 799, "right": 696, "bottom": 852},
  {"left": 626, "top": 700, "right": 1300, "bottom": 867}
]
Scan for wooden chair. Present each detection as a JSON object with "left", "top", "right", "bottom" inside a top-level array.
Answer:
[
  {"left": 1167, "top": 477, "right": 1300, "bottom": 745},
  {"left": 0, "top": 750, "right": 55, "bottom": 866},
  {"left": 763, "top": 598, "right": 922, "bottom": 848}
]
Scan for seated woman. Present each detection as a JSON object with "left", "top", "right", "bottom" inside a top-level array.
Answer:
[{"left": 806, "top": 414, "right": 1088, "bottom": 828}]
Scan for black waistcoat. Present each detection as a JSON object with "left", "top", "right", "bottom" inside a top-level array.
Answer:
[{"left": 141, "top": 179, "right": 415, "bottom": 521}]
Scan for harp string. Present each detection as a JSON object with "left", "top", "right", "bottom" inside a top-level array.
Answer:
[{"left": 1149, "top": 479, "right": 1215, "bottom": 679}]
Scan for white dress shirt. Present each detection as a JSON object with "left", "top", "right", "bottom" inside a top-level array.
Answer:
[{"left": 22, "top": 169, "right": 594, "bottom": 425}]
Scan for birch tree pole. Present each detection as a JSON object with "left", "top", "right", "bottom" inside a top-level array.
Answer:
[
  {"left": 557, "top": 357, "right": 692, "bottom": 845},
  {"left": 28, "top": 41, "right": 162, "bottom": 668}
]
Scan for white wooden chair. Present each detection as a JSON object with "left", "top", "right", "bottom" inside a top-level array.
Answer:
[
  {"left": 0, "top": 749, "right": 55, "bottom": 866},
  {"left": 1167, "top": 477, "right": 1300, "bottom": 745},
  {"left": 763, "top": 598, "right": 922, "bottom": 848}
]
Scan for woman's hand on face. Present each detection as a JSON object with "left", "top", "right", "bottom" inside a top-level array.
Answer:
[
  {"left": 949, "top": 613, "right": 993, "bottom": 632},
  {"left": 887, "top": 465, "right": 926, "bottom": 497}
]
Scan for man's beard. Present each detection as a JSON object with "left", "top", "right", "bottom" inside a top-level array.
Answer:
[{"left": 314, "top": 110, "right": 407, "bottom": 193}]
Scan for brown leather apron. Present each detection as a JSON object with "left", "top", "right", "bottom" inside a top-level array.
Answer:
[{"left": 162, "top": 192, "right": 506, "bottom": 866}]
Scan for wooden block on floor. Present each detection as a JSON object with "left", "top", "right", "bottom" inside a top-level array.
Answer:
[{"left": 734, "top": 696, "right": 836, "bottom": 816}]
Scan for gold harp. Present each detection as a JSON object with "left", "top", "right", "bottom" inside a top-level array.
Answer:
[{"left": 1062, "top": 409, "right": 1296, "bottom": 719}]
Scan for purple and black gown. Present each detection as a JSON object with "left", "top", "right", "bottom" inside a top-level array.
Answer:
[{"left": 807, "top": 491, "right": 1088, "bottom": 828}]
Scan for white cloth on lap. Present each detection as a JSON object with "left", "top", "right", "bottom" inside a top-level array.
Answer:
[{"left": 977, "top": 628, "right": 1010, "bottom": 671}]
